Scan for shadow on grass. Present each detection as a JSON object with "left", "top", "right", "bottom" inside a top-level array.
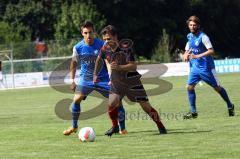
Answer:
[
  {"left": 154, "top": 129, "right": 212, "bottom": 135},
  {"left": 95, "top": 128, "right": 212, "bottom": 138}
]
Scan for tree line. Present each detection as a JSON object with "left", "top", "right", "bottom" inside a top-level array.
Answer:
[{"left": 0, "top": 0, "right": 239, "bottom": 61}]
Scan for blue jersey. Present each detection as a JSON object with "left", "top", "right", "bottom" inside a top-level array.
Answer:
[
  {"left": 186, "top": 31, "right": 215, "bottom": 71},
  {"left": 73, "top": 38, "right": 109, "bottom": 81}
]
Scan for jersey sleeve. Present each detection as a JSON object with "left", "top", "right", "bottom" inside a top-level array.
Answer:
[
  {"left": 72, "top": 46, "right": 78, "bottom": 61},
  {"left": 185, "top": 42, "right": 190, "bottom": 51},
  {"left": 0, "top": 71, "right": 3, "bottom": 80},
  {"left": 202, "top": 35, "right": 213, "bottom": 49}
]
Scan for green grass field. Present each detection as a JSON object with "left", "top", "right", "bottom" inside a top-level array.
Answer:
[{"left": 0, "top": 73, "right": 239, "bottom": 159}]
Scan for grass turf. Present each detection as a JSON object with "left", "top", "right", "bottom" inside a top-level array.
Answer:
[{"left": 0, "top": 73, "right": 239, "bottom": 159}]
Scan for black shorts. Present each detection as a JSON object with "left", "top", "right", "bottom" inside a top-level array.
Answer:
[{"left": 110, "top": 71, "right": 148, "bottom": 102}]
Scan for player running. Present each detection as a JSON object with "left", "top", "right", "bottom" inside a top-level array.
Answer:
[
  {"left": 63, "top": 21, "right": 127, "bottom": 135},
  {"left": 183, "top": 15, "right": 235, "bottom": 119},
  {"left": 94, "top": 25, "right": 167, "bottom": 136}
]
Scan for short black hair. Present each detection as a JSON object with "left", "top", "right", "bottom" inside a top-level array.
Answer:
[
  {"left": 81, "top": 20, "right": 94, "bottom": 31},
  {"left": 101, "top": 25, "right": 118, "bottom": 36}
]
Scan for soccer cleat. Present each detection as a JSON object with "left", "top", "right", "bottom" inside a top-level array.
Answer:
[
  {"left": 119, "top": 129, "right": 128, "bottom": 135},
  {"left": 183, "top": 112, "right": 198, "bottom": 119},
  {"left": 158, "top": 127, "right": 167, "bottom": 135},
  {"left": 104, "top": 126, "right": 119, "bottom": 137},
  {"left": 63, "top": 127, "right": 78, "bottom": 136},
  {"left": 228, "top": 104, "right": 235, "bottom": 116}
]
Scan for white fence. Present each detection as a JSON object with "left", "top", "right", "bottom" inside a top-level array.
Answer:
[{"left": 1, "top": 58, "right": 240, "bottom": 90}]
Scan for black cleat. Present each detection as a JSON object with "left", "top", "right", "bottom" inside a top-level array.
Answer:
[
  {"left": 158, "top": 127, "right": 167, "bottom": 135},
  {"left": 228, "top": 104, "right": 235, "bottom": 116},
  {"left": 183, "top": 112, "right": 198, "bottom": 119},
  {"left": 104, "top": 126, "right": 119, "bottom": 137}
]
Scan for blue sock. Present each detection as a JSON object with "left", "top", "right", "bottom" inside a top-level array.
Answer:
[
  {"left": 188, "top": 90, "right": 196, "bottom": 113},
  {"left": 71, "top": 102, "right": 81, "bottom": 128},
  {"left": 118, "top": 105, "right": 126, "bottom": 131},
  {"left": 219, "top": 87, "right": 232, "bottom": 108}
]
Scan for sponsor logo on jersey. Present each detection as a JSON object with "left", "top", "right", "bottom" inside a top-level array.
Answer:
[{"left": 195, "top": 40, "right": 200, "bottom": 46}]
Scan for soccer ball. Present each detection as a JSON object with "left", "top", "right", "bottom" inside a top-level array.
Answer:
[{"left": 78, "top": 127, "right": 96, "bottom": 142}]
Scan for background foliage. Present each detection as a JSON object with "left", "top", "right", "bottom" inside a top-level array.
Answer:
[{"left": 0, "top": 0, "right": 239, "bottom": 61}]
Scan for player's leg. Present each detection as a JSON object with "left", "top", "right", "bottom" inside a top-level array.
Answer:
[
  {"left": 125, "top": 80, "right": 167, "bottom": 134},
  {"left": 183, "top": 84, "right": 198, "bottom": 119},
  {"left": 214, "top": 86, "right": 235, "bottom": 116},
  {"left": 71, "top": 94, "right": 85, "bottom": 129},
  {"left": 139, "top": 101, "right": 167, "bottom": 134},
  {"left": 63, "top": 93, "right": 86, "bottom": 135},
  {"left": 105, "top": 93, "right": 121, "bottom": 136},
  {"left": 200, "top": 70, "right": 234, "bottom": 116},
  {"left": 63, "top": 82, "right": 93, "bottom": 135},
  {"left": 183, "top": 71, "right": 200, "bottom": 119},
  {"left": 118, "top": 100, "right": 127, "bottom": 134},
  {"left": 95, "top": 81, "right": 127, "bottom": 134}
]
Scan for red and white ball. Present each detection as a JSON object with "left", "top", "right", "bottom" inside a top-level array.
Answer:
[{"left": 78, "top": 127, "right": 96, "bottom": 142}]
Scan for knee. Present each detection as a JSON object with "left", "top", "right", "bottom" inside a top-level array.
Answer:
[
  {"left": 73, "top": 95, "right": 83, "bottom": 104},
  {"left": 139, "top": 101, "right": 151, "bottom": 111},
  {"left": 108, "top": 100, "right": 120, "bottom": 108},
  {"left": 108, "top": 104, "right": 119, "bottom": 113},
  {"left": 214, "top": 86, "right": 222, "bottom": 92},
  {"left": 187, "top": 85, "right": 195, "bottom": 91},
  {"left": 108, "top": 102, "right": 119, "bottom": 108}
]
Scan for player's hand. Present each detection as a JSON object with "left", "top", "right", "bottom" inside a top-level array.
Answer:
[
  {"left": 93, "top": 74, "right": 99, "bottom": 84},
  {"left": 110, "top": 62, "right": 120, "bottom": 70},
  {"left": 183, "top": 50, "right": 192, "bottom": 62},
  {"left": 101, "top": 44, "right": 108, "bottom": 52},
  {"left": 189, "top": 54, "right": 200, "bottom": 59},
  {"left": 70, "top": 82, "right": 76, "bottom": 92}
]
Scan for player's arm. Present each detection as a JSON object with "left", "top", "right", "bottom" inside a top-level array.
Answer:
[
  {"left": 183, "top": 42, "right": 191, "bottom": 62},
  {"left": 70, "top": 60, "right": 77, "bottom": 91},
  {"left": 70, "top": 47, "right": 78, "bottom": 91},
  {"left": 111, "top": 61, "right": 136, "bottom": 71},
  {"left": 104, "top": 59, "right": 111, "bottom": 77},
  {"left": 93, "top": 54, "right": 105, "bottom": 83},
  {"left": 190, "top": 35, "right": 214, "bottom": 59},
  {"left": 191, "top": 49, "right": 214, "bottom": 59},
  {"left": 111, "top": 49, "right": 137, "bottom": 71}
]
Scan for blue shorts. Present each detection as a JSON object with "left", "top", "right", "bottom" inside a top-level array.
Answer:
[
  {"left": 188, "top": 69, "right": 219, "bottom": 87},
  {"left": 75, "top": 80, "right": 110, "bottom": 99}
]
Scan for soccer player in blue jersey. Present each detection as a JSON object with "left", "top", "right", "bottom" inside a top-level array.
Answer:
[
  {"left": 183, "top": 16, "right": 235, "bottom": 119},
  {"left": 63, "top": 21, "right": 127, "bottom": 135}
]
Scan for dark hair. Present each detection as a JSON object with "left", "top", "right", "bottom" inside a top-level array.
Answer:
[
  {"left": 81, "top": 20, "right": 94, "bottom": 31},
  {"left": 100, "top": 25, "right": 118, "bottom": 36},
  {"left": 186, "top": 15, "right": 201, "bottom": 26}
]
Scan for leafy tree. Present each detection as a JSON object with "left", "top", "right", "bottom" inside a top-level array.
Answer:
[
  {"left": 0, "top": 0, "right": 239, "bottom": 59},
  {"left": 54, "top": 1, "right": 106, "bottom": 40},
  {"left": 3, "top": 0, "right": 55, "bottom": 41},
  {"left": 189, "top": 0, "right": 240, "bottom": 57},
  {"left": 151, "top": 29, "right": 171, "bottom": 63},
  {"left": 0, "top": 21, "right": 30, "bottom": 47}
]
